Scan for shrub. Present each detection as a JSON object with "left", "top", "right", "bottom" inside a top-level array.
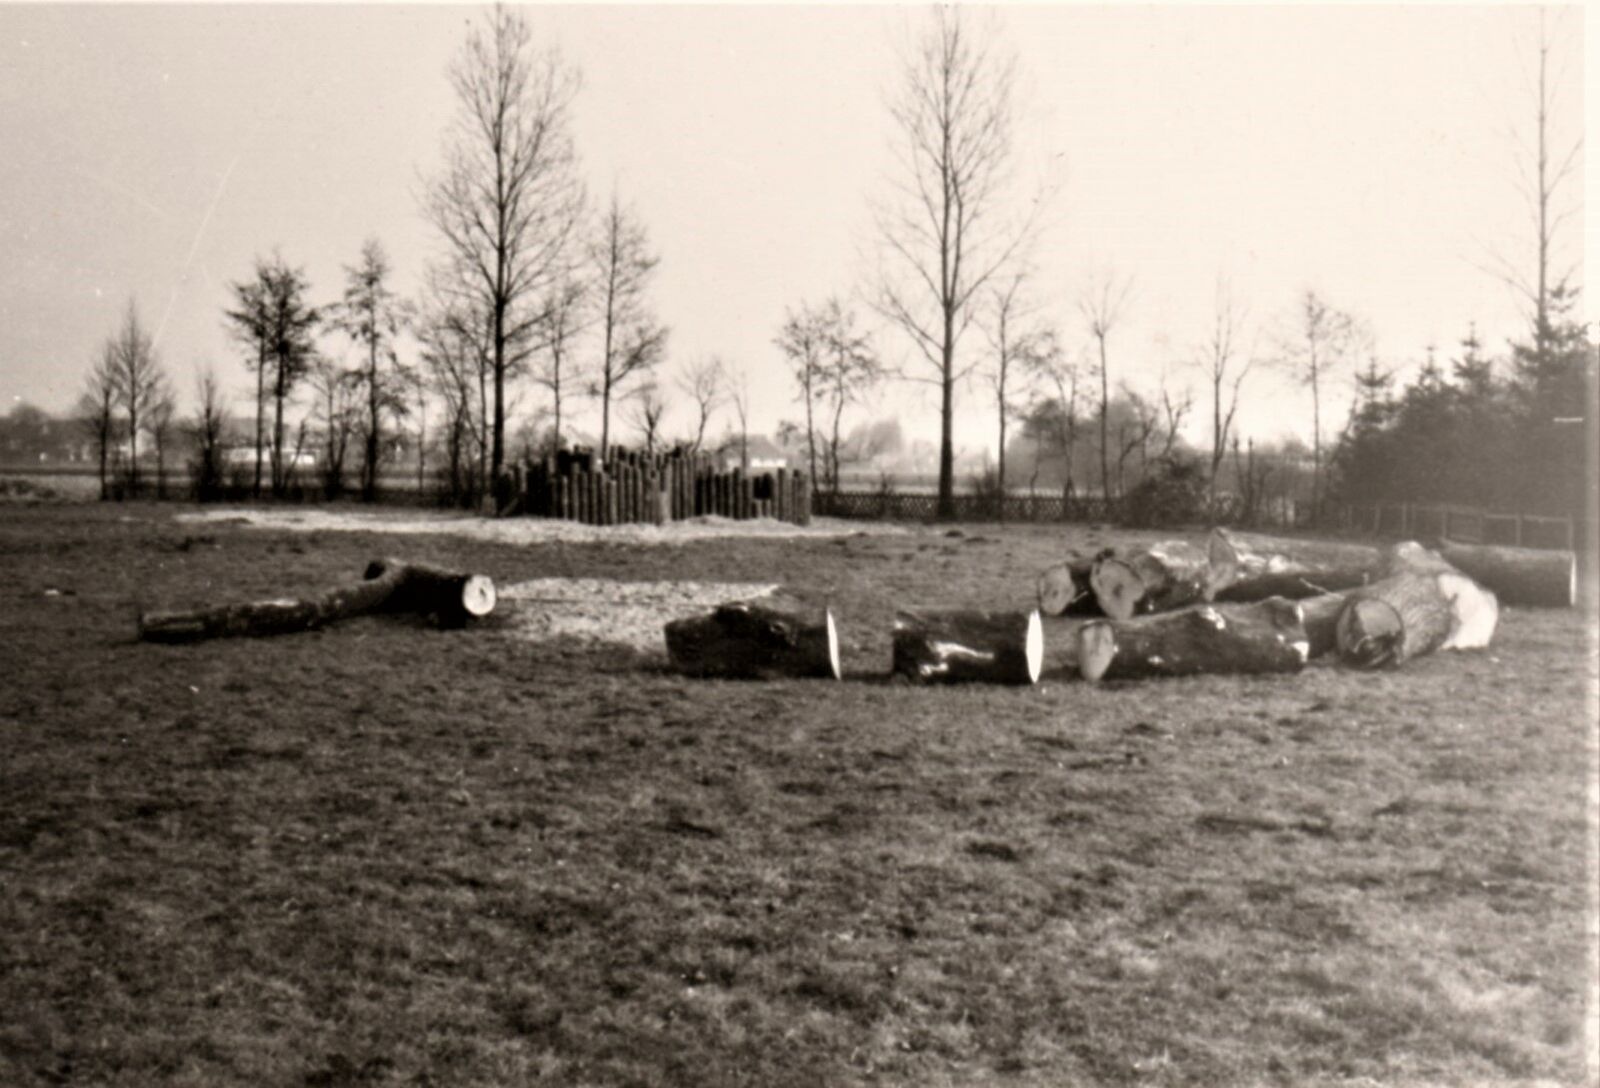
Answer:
[{"left": 1121, "top": 454, "right": 1208, "bottom": 527}]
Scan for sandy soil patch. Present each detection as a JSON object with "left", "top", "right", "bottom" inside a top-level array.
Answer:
[
  {"left": 498, "top": 577, "right": 778, "bottom": 653},
  {"left": 175, "top": 507, "right": 905, "bottom": 546}
]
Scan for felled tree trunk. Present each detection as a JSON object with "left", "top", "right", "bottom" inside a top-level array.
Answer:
[
  {"left": 665, "top": 601, "right": 840, "bottom": 680},
  {"left": 892, "top": 609, "right": 1043, "bottom": 685},
  {"left": 1210, "top": 529, "right": 1381, "bottom": 603},
  {"left": 1036, "top": 551, "right": 1113, "bottom": 617},
  {"left": 362, "top": 558, "right": 498, "bottom": 629},
  {"left": 1333, "top": 569, "right": 1498, "bottom": 668},
  {"left": 1078, "top": 598, "right": 1308, "bottom": 682},
  {"left": 139, "top": 559, "right": 495, "bottom": 642},
  {"left": 1088, "top": 530, "right": 1239, "bottom": 621},
  {"left": 1298, "top": 592, "right": 1348, "bottom": 659},
  {"left": 1213, "top": 567, "right": 1376, "bottom": 603},
  {"left": 1435, "top": 540, "right": 1576, "bottom": 608}
]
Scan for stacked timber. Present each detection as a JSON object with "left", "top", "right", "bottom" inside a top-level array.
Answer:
[{"left": 1078, "top": 597, "right": 1309, "bottom": 682}]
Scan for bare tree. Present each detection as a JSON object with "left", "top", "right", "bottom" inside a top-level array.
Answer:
[
  {"left": 145, "top": 380, "right": 177, "bottom": 499},
  {"left": 78, "top": 343, "right": 120, "bottom": 500},
  {"left": 1157, "top": 383, "right": 1193, "bottom": 461},
  {"left": 108, "top": 300, "right": 164, "bottom": 494},
  {"left": 728, "top": 363, "right": 753, "bottom": 472},
  {"left": 1279, "top": 289, "right": 1357, "bottom": 515},
  {"left": 224, "top": 268, "right": 271, "bottom": 497},
  {"left": 1025, "top": 338, "right": 1079, "bottom": 499},
  {"left": 531, "top": 271, "right": 588, "bottom": 452},
  {"left": 1197, "top": 277, "right": 1254, "bottom": 505},
  {"left": 980, "top": 269, "right": 1050, "bottom": 506},
  {"left": 226, "top": 255, "right": 319, "bottom": 497},
  {"left": 590, "top": 192, "right": 667, "bottom": 463},
  {"left": 776, "top": 303, "right": 829, "bottom": 484},
  {"left": 628, "top": 382, "right": 668, "bottom": 458},
  {"left": 308, "top": 358, "right": 359, "bottom": 497},
  {"left": 875, "top": 7, "right": 1044, "bottom": 518},
  {"left": 1079, "top": 267, "right": 1136, "bottom": 501},
  {"left": 332, "top": 238, "right": 410, "bottom": 501},
  {"left": 1115, "top": 386, "right": 1159, "bottom": 496},
  {"left": 418, "top": 283, "right": 492, "bottom": 508},
  {"left": 426, "top": 4, "right": 585, "bottom": 494},
  {"left": 819, "top": 302, "right": 882, "bottom": 495},
  {"left": 1481, "top": 7, "right": 1583, "bottom": 358},
  {"left": 677, "top": 356, "right": 726, "bottom": 455},
  {"left": 190, "top": 368, "right": 228, "bottom": 501}
]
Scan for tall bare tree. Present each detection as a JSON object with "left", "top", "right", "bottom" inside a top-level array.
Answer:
[
  {"left": 590, "top": 192, "right": 667, "bottom": 463},
  {"left": 1279, "top": 289, "right": 1357, "bottom": 515},
  {"left": 308, "top": 358, "right": 359, "bottom": 497},
  {"left": 1197, "top": 277, "right": 1253, "bottom": 505},
  {"left": 1079, "top": 268, "right": 1136, "bottom": 500},
  {"left": 628, "top": 382, "right": 668, "bottom": 458},
  {"left": 1483, "top": 7, "right": 1583, "bottom": 359},
  {"left": 776, "top": 303, "right": 829, "bottom": 485},
  {"left": 426, "top": 4, "right": 584, "bottom": 493},
  {"left": 677, "top": 356, "right": 726, "bottom": 454},
  {"left": 78, "top": 343, "right": 119, "bottom": 500},
  {"left": 818, "top": 302, "right": 882, "bottom": 495},
  {"left": 981, "top": 269, "right": 1051, "bottom": 505},
  {"left": 107, "top": 300, "right": 165, "bottom": 494},
  {"left": 418, "top": 286, "right": 491, "bottom": 507},
  {"left": 728, "top": 363, "right": 753, "bottom": 472},
  {"left": 875, "top": 7, "right": 1043, "bottom": 518},
  {"left": 190, "top": 368, "right": 228, "bottom": 501},
  {"left": 532, "top": 271, "right": 588, "bottom": 453},
  {"left": 224, "top": 266, "right": 271, "bottom": 497},
  {"left": 226, "top": 255, "right": 319, "bottom": 497},
  {"left": 333, "top": 238, "right": 410, "bottom": 501},
  {"left": 145, "top": 380, "right": 177, "bottom": 499}
]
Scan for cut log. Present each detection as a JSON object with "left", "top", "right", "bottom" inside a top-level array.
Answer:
[
  {"left": 1089, "top": 539, "right": 1221, "bottom": 620},
  {"left": 1435, "top": 540, "right": 1576, "bottom": 608},
  {"left": 1382, "top": 540, "right": 1459, "bottom": 576},
  {"left": 892, "top": 609, "right": 1043, "bottom": 685},
  {"left": 664, "top": 601, "right": 840, "bottom": 680},
  {"left": 1334, "top": 572, "right": 1456, "bottom": 669},
  {"left": 1435, "top": 571, "right": 1500, "bottom": 650},
  {"left": 363, "top": 558, "right": 498, "bottom": 628},
  {"left": 1078, "top": 598, "right": 1309, "bottom": 682},
  {"left": 1213, "top": 566, "right": 1375, "bottom": 603},
  {"left": 1217, "top": 530, "right": 1385, "bottom": 577},
  {"left": 1298, "top": 592, "right": 1349, "bottom": 659},
  {"left": 1036, "top": 550, "right": 1114, "bottom": 617},
  {"left": 139, "top": 559, "right": 495, "bottom": 642}
]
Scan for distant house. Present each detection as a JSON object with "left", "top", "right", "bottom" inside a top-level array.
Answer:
[{"left": 712, "top": 435, "right": 790, "bottom": 473}]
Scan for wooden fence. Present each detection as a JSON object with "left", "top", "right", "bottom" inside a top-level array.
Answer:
[
  {"left": 1337, "top": 501, "right": 1575, "bottom": 550},
  {"left": 516, "top": 449, "right": 811, "bottom": 526},
  {"left": 813, "top": 490, "right": 1116, "bottom": 523}
]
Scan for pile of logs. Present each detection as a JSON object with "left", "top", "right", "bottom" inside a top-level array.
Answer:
[{"left": 662, "top": 533, "right": 1569, "bottom": 685}]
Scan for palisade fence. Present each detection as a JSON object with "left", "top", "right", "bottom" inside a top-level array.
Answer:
[
  {"left": 1335, "top": 501, "right": 1576, "bottom": 551},
  {"left": 513, "top": 448, "right": 811, "bottom": 526}
]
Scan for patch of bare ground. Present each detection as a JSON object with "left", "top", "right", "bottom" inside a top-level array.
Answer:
[{"left": 1, "top": 503, "right": 1594, "bottom": 1087}]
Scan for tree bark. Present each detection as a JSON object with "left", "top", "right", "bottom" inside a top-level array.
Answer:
[
  {"left": 139, "top": 559, "right": 494, "bottom": 642},
  {"left": 665, "top": 601, "right": 840, "bottom": 680},
  {"left": 892, "top": 609, "right": 1042, "bottom": 685},
  {"left": 1298, "top": 591, "right": 1348, "bottom": 659},
  {"left": 1434, "top": 540, "right": 1575, "bottom": 608},
  {"left": 1078, "top": 598, "right": 1308, "bottom": 682},
  {"left": 1088, "top": 532, "right": 1238, "bottom": 621},
  {"left": 1324, "top": 569, "right": 1497, "bottom": 672}
]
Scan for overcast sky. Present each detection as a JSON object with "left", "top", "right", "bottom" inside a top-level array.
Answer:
[{"left": 0, "top": 3, "right": 1586, "bottom": 456}]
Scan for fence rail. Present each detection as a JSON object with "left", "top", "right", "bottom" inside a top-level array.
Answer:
[{"left": 1337, "top": 501, "right": 1574, "bottom": 550}]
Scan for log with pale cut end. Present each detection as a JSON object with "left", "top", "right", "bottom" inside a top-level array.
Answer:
[
  {"left": 1298, "top": 592, "right": 1349, "bottom": 659},
  {"left": 1382, "top": 540, "right": 1459, "bottom": 577},
  {"left": 892, "top": 609, "right": 1043, "bottom": 685},
  {"left": 1089, "top": 539, "right": 1219, "bottom": 620},
  {"left": 138, "top": 558, "right": 496, "bottom": 642},
  {"left": 1334, "top": 572, "right": 1455, "bottom": 669},
  {"left": 363, "top": 558, "right": 498, "bottom": 628},
  {"left": 1435, "top": 540, "right": 1576, "bottom": 608},
  {"left": 664, "top": 601, "right": 840, "bottom": 680},
  {"left": 1036, "top": 550, "right": 1113, "bottom": 617},
  {"left": 1078, "top": 598, "right": 1309, "bottom": 682},
  {"left": 1435, "top": 571, "right": 1499, "bottom": 650}
]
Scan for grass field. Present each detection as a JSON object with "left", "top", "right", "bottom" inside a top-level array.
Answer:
[{"left": 2, "top": 503, "right": 1595, "bottom": 1087}]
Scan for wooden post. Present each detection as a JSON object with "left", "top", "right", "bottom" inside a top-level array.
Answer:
[
  {"left": 741, "top": 471, "right": 754, "bottom": 520},
  {"left": 797, "top": 471, "right": 811, "bottom": 526},
  {"left": 775, "top": 468, "right": 788, "bottom": 522}
]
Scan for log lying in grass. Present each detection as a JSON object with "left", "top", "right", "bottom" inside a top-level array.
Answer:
[
  {"left": 892, "top": 609, "right": 1043, "bottom": 685},
  {"left": 1036, "top": 550, "right": 1114, "bottom": 617},
  {"left": 1087, "top": 530, "right": 1240, "bottom": 620},
  {"left": 363, "top": 558, "right": 498, "bottom": 628},
  {"left": 1435, "top": 540, "right": 1576, "bottom": 608},
  {"left": 1333, "top": 570, "right": 1499, "bottom": 668},
  {"left": 1078, "top": 597, "right": 1309, "bottom": 682},
  {"left": 138, "top": 558, "right": 496, "bottom": 642},
  {"left": 1298, "top": 592, "right": 1349, "bottom": 659},
  {"left": 664, "top": 601, "right": 841, "bottom": 680},
  {"left": 1213, "top": 566, "right": 1376, "bottom": 603}
]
